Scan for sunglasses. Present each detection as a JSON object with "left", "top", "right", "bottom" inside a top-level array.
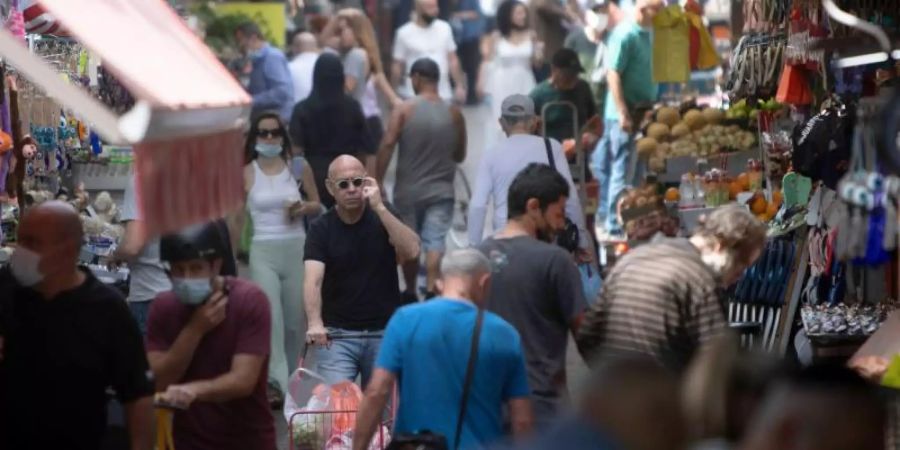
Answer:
[
  {"left": 333, "top": 177, "right": 365, "bottom": 190},
  {"left": 257, "top": 128, "right": 284, "bottom": 139}
]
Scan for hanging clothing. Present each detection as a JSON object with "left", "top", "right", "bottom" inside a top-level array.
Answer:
[
  {"left": 652, "top": 5, "right": 690, "bottom": 83},
  {"left": 684, "top": 3, "right": 720, "bottom": 71}
]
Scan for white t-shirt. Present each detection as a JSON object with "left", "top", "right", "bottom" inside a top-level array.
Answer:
[
  {"left": 289, "top": 52, "right": 319, "bottom": 104},
  {"left": 392, "top": 20, "right": 457, "bottom": 101}
]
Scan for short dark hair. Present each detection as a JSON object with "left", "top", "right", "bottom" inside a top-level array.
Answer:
[
  {"left": 235, "top": 20, "right": 263, "bottom": 38},
  {"left": 507, "top": 163, "right": 569, "bottom": 218},
  {"left": 495, "top": 0, "right": 526, "bottom": 38},
  {"left": 410, "top": 57, "right": 440, "bottom": 82},
  {"left": 501, "top": 115, "right": 532, "bottom": 126}
]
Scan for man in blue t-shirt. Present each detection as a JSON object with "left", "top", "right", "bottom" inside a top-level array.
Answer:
[{"left": 353, "top": 249, "right": 533, "bottom": 450}]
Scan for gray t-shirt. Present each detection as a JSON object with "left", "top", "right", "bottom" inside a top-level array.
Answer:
[
  {"left": 342, "top": 47, "right": 369, "bottom": 103},
  {"left": 478, "top": 236, "right": 587, "bottom": 424},
  {"left": 121, "top": 177, "right": 171, "bottom": 302},
  {"left": 394, "top": 97, "right": 458, "bottom": 208}
]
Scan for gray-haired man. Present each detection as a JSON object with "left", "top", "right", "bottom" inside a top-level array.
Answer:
[
  {"left": 468, "top": 94, "right": 589, "bottom": 255},
  {"left": 353, "top": 249, "right": 533, "bottom": 450}
]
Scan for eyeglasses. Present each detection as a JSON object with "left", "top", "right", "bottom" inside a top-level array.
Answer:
[
  {"left": 334, "top": 177, "right": 365, "bottom": 190},
  {"left": 257, "top": 128, "right": 284, "bottom": 139}
]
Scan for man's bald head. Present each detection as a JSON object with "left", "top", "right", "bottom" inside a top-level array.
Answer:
[
  {"left": 327, "top": 154, "right": 365, "bottom": 180},
  {"left": 292, "top": 32, "right": 318, "bottom": 55},
  {"left": 16, "top": 201, "right": 84, "bottom": 285},
  {"left": 21, "top": 201, "right": 83, "bottom": 246}
]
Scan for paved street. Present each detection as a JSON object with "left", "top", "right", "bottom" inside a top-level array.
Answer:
[{"left": 275, "top": 102, "right": 589, "bottom": 450}]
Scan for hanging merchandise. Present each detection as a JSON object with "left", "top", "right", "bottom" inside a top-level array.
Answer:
[
  {"left": 652, "top": 4, "right": 690, "bottom": 83},
  {"left": 776, "top": 64, "right": 814, "bottom": 105},
  {"left": 20, "top": 0, "right": 69, "bottom": 36},
  {"left": 684, "top": 0, "right": 719, "bottom": 71},
  {"left": 726, "top": 34, "right": 786, "bottom": 99},
  {"left": 791, "top": 96, "right": 854, "bottom": 190}
]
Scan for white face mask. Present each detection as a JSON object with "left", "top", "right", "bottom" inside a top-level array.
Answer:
[
  {"left": 585, "top": 10, "right": 609, "bottom": 33},
  {"left": 10, "top": 247, "right": 45, "bottom": 287}
]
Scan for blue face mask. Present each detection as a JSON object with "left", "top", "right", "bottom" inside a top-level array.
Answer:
[
  {"left": 255, "top": 143, "right": 282, "bottom": 158},
  {"left": 172, "top": 278, "right": 213, "bottom": 306}
]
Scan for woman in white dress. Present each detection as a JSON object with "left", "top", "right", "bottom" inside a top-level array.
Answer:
[{"left": 477, "top": 0, "right": 543, "bottom": 145}]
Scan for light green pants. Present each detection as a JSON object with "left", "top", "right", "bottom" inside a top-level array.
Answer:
[{"left": 249, "top": 236, "right": 306, "bottom": 395}]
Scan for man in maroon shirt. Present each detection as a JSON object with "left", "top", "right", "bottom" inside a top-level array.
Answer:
[{"left": 147, "top": 222, "right": 276, "bottom": 450}]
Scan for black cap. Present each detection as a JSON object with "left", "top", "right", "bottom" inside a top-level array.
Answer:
[
  {"left": 160, "top": 222, "right": 228, "bottom": 263},
  {"left": 409, "top": 57, "right": 440, "bottom": 82},
  {"left": 551, "top": 48, "right": 584, "bottom": 73}
]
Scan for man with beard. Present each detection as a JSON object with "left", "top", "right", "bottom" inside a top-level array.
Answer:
[
  {"left": 578, "top": 205, "right": 766, "bottom": 372},
  {"left": 477, "top": 163, "right": 588, "bottom": 428}
]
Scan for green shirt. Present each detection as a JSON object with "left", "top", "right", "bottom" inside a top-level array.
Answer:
[
  {"left": 530, "top": 79, "right": 597, "bottom": 142},
  {"left": 603, "top": 22, "right": 657, "bottom": 121}
]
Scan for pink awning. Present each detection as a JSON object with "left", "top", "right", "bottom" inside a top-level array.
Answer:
[{"left": 0, "top": 0, "right": 251, "bottom": 233}]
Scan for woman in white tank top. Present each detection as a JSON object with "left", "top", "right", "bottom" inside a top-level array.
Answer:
[{"left": 238, "top": 112, "right": 321, "bottom": 406}]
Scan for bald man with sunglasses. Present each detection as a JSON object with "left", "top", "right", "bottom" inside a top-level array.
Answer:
[{"left": 303, "top": 155, "right": 420, "bottom": 387}]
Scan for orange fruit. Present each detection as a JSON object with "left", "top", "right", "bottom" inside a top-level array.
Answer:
[
  {"left": 757, "top": 213, "right": 770, "bottom": 222},
  {"left": 728, "top": 181, "right": 743, "bottom": 200},
  {"left": 750, "top": 195, "right": 768, "bottom": 215},
  {"left": 772, "top": 190, "right": 784, "bottom": 205},
  {"left": 737, "top": 172, "right": 750, "bottom": 190},
  {"left": 664, "top": 187, "right": 680, "bottom": 202},
  {"left": 766, "top": 202, "right": 779, "bottom": 218}
]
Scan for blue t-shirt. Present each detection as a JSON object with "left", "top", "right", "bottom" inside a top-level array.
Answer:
[
  {"left": 376, "top": 298, "right": 530, "bottom": 450},
  {"left": 603, "top": 22, "right": 657, "bottom": 121}
]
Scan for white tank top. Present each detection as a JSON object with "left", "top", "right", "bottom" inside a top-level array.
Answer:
[{"left": 247, "top": 161, "right": 305, "bottom": 241}]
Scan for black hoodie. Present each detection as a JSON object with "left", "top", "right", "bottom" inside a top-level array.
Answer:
[{"left": 290, "top": 52, "right": 372, "bottom": 208}]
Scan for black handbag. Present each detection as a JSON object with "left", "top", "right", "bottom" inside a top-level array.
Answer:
[
  {"left": 386, "top": 307, "right": 485, "bottom": 450},
  {"left": 543, "top": 138, "right": 580, "bottom": 253}
]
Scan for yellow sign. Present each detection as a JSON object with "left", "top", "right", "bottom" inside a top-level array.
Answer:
[{"left": 215, "top": 2, "right": 286, "bottom": 48}]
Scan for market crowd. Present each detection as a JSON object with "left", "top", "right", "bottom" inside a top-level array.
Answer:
[{"left": 0, "top": 0, "right": 895, "bottom": 450}]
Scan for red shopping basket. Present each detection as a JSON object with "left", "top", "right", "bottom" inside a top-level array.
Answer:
[{"left": 287, "top": 331, "right": 396, "bottom": 450}]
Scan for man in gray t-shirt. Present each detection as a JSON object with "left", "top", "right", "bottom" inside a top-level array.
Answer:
[
  {"left": 116, "top": 175, "right": 171, "bottom": 334},
  {"left": 477, "top": 163, "right": 587, "bottom": 428}
]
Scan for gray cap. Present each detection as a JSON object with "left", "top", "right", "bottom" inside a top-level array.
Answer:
[{"left": 500, "top": 94, "right": 535, "bottom": 118}]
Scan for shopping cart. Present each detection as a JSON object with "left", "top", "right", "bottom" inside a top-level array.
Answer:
[{"left": 287, "top": 331, "right": 395, "bottom": 450}]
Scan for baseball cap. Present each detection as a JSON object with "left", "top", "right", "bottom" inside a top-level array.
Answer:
[
  {"left": 409, "top": 57, "right": 440, "bottom": 81},
  {"left": 551, "top": 48, "right": 584, "bottom": 73},
  {"left": 501, "top": 94, "right": 535, "bottom": 118}
]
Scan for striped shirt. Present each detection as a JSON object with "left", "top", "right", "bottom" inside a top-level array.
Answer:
[{"left": 577, "top": 237, "right": 727, "bottom": 371}]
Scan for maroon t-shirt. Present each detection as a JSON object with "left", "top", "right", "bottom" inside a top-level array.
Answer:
[{"left": 146, "top": 277, "right": 276, "bottom": 450}]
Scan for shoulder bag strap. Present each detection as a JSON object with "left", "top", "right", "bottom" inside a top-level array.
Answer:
[
  {"left": 453, "top": 306, "right": 484, "bottom": 450},
  {"left": 543, "top": 137, "right": 556, "bottom": 171}
]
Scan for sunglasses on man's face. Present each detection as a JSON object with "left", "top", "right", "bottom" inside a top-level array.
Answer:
[
  {"left": 334, "top": 177, "right": 366, "bottom": 190},
  {"left": 257, "top": 128, "right": 284, "bottom": 139}
]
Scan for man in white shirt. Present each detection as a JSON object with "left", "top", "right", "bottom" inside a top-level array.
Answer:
[
  {"left": 468, "top": 94, "right": 589, "bottom": 254},
  {"left": 289, "top": 32, "right": 320, "bottom": 105},
  {"left": 392, "top": 0, "right": 468, "bottom": 103}
]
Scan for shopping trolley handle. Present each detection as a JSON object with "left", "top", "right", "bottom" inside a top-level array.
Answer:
[{"left": 327, "top": 330, "right": 385, "bottom": 340}]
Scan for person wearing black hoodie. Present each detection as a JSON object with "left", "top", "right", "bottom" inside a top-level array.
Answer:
[{"left": 290, "top": 53, "right": 373, "bottom": 209}]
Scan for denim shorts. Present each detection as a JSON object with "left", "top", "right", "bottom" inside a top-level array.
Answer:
[{"left": 396, "top": 199, "right": 454, "bottom": 252}]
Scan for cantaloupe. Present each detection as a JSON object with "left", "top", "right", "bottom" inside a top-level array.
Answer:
[
  {"left": 702, "top": 108, "right": 725, "bottom": 125},
  {"left": 656, "top": 107, "right": 681, "bottom": 127},
  {"left": 683, "top": 109, "right": 707, "bottom": 131},
  {"left": 647, "top": 122, "right": 670, "bottom": 141},
  {"left": 636, "top": 137, "right": 658, "bottom": 157},
  {"left": 671, "top": 123, "right": 691, "bottom": 139}
]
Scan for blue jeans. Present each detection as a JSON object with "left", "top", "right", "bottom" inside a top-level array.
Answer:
[
  {"left": 128, "top": 301, "right": 152, "bottom": 336},
  {"left": 312, "top": 327, "right": 382, "bottom": 388},
  {"left": 396, "top": 199, "right": 454, "bottom": 252},
  {"left": 591, "top": 120, "right": 636, "bottom": 233}
]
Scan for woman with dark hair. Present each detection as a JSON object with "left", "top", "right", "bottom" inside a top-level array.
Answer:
[
  {"left": 290, "top": 53, "right": 372, "bottom": 208},
  {"left": 477, "top": 0, "right": 543, "bottom": 143},
  {"left": 237, "top": 111, "right": 321, "bottom": 406}
]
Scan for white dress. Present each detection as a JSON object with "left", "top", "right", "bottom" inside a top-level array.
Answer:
[{"left": 486, "top": 38, "right": 537, "bottom": 146}]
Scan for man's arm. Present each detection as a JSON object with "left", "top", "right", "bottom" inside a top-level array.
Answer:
[
  {"left": 116, "top": 220, "right": 148, "bottom": 262},
  {"left": 362, "top": 179, "right": 420, "bottom": 262},
  {"left": 607, "top": 69, "right": 631, "bottom": 132},
  {"left": 253, "top": 55, "right": 294, "bottom": 111},
  {"left": 450, "top": 105, "right": 467, "bottom": 163},
  {"left": 352, "top": 368, "right": 396, "bottom": 450},
  {"left": 304, "top": 260, "right": 327, "bottom": 344},
  {"left": 508, "top": 397, "right": 534, "bottom": 439},
  {"left": 167, "top": 354, "right": 266, "bottom": 403},
  {"left": 147, "top": 292, "right": 227, "bottom": 390},
  {"left": 375, "top": 104, "right": 407, "bottom": 184},
  {"left": 124, "top": 397, "right": 154, "bottom": 450},
  {"left": 391, "top": 59, "right": 406, "bottom": 89},
  {"left": 448, "top": 51, "right": 467, "bottom": 100},
  {"left": 467, "top": 154, "right": 492, "bottom": 246},
  {"left": 552, "top": 141, "right": 590, "bottom": 251}
]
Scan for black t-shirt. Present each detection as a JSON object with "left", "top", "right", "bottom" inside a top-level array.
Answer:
[
  {"left": 290, "top": 96, "right": 372, "bottom": 209},
  {"left": 0, "top": 267, "right": 154, "bottom": 450},
  {"left": 304, "top": 206, "right": 402, "bottom": 330}
]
